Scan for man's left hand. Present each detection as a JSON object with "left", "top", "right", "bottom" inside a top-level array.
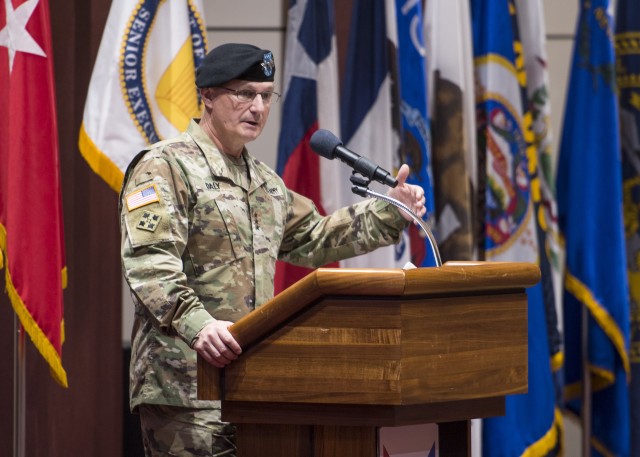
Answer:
[{"left": 387, "top": 164, "right": 427, "bottom": 222}]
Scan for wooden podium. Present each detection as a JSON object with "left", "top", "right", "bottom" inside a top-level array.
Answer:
[{"left": 198, "top": 261, "right": 540, "bottom": 456}]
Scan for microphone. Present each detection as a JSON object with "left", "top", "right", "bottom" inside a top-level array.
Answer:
[{"left": 309, "top": 129, "right": 398, "bottom": 188}]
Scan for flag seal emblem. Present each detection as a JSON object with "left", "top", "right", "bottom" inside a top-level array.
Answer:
[
  {"left": 261, "top": 52, "right": 275, "bottom": 77},
  {"left": 478, "top": 100, "right": 532, "bottom": 253},
  {"left": 119, "top": 0, "right": 207, "bottom": 145}
]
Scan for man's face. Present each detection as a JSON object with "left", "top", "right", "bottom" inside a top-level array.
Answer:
[{"left": 202, "top": 80, "right": 275, "bottom": 152}]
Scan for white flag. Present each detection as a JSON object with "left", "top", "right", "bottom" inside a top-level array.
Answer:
[
  {"left": 425, "top": 0, "right": 478, "bottom": 262},
  {"left": 78, "top": 0, "right": 207, "bottom": 192},
  {"left": 338, "top": 0, "right": 408, "bottom": 269}
]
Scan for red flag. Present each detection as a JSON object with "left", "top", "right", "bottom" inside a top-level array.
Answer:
[{"left": 0, "top": 0, "right": 67, "bottom": 387}]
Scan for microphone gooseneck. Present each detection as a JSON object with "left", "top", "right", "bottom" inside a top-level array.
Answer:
[{"left": 352, "top": 186, "right": 442, "bottom": 267}]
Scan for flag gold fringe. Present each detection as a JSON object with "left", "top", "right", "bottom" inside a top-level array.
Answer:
[
  {"left": 521, "top": 408, "right": 564, "bottom": 457},
  {"left": 592, "top": 435, "right": 616, "bottom": 457},
  {"left": 565, "top": 270, "right": 631, "bottom": 378},
  {"left": 78, "top": 122, "right": 125, "bottom": 193},
  {"left": 0, "top": 224, "right": 68, "bottom": 388},
  {"left": 551, "top": 350, "right": 564, "bottom": 373}
]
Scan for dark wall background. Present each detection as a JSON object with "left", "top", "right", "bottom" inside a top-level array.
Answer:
[{"left": 0, "top": 0, "right": 122, "bottom": 455}]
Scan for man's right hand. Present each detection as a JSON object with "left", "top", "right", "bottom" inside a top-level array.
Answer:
[{"left": 192, "top": 320, "right": 242, "bottom": 368}]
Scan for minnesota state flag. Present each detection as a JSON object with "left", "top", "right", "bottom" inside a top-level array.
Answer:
[{"left": 471, "top": 0, "right": 559, "bottom": 454}]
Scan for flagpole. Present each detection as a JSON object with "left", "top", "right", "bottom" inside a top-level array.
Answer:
[
  {"left": 581, "top": 306, "right": 591, "bottom": 457},
  {"left": 13, "top": 315, "right": 25, "bottom": 457}
]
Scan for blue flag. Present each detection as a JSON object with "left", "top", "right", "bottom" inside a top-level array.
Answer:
[
  {"left": 394, "top": 0, "right": 436, "bottom": 266},
  {"left": 557, "top": 0, "right": 631, "bottom": 456},
  {"left": 471, "top": 0, "right": 558, "bottom": 454},
  {"left": 614, "top": 0, "right": 640, "bottom": 455}
]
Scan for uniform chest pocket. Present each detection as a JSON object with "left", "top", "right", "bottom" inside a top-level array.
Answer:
[
  {"left": 252, "top": 186, "right": 287, "bottom": 261},
  {"left": 187, "top": 196, "right": 247, "bottom": 275}
]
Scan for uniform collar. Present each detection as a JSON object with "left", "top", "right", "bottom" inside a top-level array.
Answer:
[{"left": 186, "top": 119, "right": 267, "bottom": 192}]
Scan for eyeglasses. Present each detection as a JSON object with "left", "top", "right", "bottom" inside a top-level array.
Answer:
[{"left": 217, "top": 87, "right": 281, "bottom": 104}]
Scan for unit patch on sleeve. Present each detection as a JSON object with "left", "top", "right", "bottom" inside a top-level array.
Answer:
[
  {"left": 136, "top": 211, "right": 162, "bottom": 232},
  {"left": 126, "top": 184, "right": 160, "bottom": 211}
]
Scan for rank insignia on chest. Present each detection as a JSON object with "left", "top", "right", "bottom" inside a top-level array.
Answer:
[
  {"left": 136, "top": 211, "right": 162, "bottom": 232},
  {"left": 126, "top": 184, "right": 160, "bottom": 211}
]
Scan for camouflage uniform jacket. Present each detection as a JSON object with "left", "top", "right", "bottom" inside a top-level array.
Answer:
[{"left": 120, "top": 120, "right": 408, "bottom": 410}]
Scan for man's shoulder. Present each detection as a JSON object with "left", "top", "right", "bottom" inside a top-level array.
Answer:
[
  {"left": 127, "top": 133, "right": 206, "bottom": 179},
  {"left": 142, "top": 132, "right": 199, "bottom": 162},
  {"left": 119, "top": 133, "right": 198, "bottom": 198}
]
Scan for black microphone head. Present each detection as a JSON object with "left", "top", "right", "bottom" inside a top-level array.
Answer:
[{"left": 309, "top": 129, "right": 342, "bottom": 160}]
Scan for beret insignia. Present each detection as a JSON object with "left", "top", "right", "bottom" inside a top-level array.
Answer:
[{"left": 196, "top": 43, "right": 276, "bottom": 88}]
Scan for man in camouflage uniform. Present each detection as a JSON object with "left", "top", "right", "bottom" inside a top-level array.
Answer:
[{"left": 120, "top": 43, "right": 427, "bottom": 457}]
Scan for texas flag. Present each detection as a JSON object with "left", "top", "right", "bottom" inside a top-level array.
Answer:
[{"left": 274, "top": 0, "right": 340, "bottom": 293}]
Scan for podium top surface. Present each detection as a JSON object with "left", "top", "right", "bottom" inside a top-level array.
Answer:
[{"left": 231, "top": 261, "right": 539, "bottom": 348}]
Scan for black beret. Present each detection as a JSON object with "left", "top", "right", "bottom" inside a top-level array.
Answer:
[{"left": 195, "top": 43, "right": 276, "bottom": 88}]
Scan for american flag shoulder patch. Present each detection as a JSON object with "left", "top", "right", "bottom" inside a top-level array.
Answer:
[{"left": 126, "top": 184, "right": 160, "bottom": 211}]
